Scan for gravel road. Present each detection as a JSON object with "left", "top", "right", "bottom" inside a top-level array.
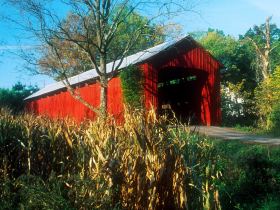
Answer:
[{"left": 189, "top": 126, "right": 280, "bottom": 145}]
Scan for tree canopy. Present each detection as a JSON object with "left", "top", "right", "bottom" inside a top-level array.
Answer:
[
  {"left": 3, "top": 0, "right": 193, "bottom": 118},
  {"left": 190, "top": 28, "right": 257, "bottom": 92},
  {"left": 190, "top": 17, "right": 280, "bottom": 128},
  {"left": 37, "top": 7, "right": 181, "bottom": 81},
  {"left": 0, "top": 81, "right": 39, "bottom": 112},
  {"left": 243, "top": 16, "right": 280, "bottom": 82}
]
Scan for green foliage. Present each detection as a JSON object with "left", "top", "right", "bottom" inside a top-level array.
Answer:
[
  {"left": 108, "top": 5, "right": 167, "bottom": 61},
  {"left": 180, "top": 133, "right": 221, "bottom": 209},
  {"left": 254, "top": 66, "right": 280, "bottom": 134},
  {"left": 38, "top": 5, "right": 181, "bottom": 81},
  {"left": 212, "top": 140, "right": 280, "bottom": 210},
  {"left": 220, "top": 80, "right": 255, "bottom": 126},
  {"left": 200, "top": 29, "right": 238, "bottom": 68},
  {"left": 266, "top": 104, "right": 280, "bottom": 135},
  {"left": 190, "top": 28, "right": 258, "bottom": 126},
  {"left": 0, "top": 81, "right": 39, "bottom": 112},
  {"left": 119, "top": 65, "right": 144, "bottom": 109},
  {"left": 233, "top": 124, "right": 260, "bottom": 134},
  {"left": 189, "top": 28, "right": 257, "bottom": 92},
  {"left": 190, "top": 21, "right": 280, "bottom": 128},
  {"left": 243, "top": 22, "right": 280, "bottom": 81}
]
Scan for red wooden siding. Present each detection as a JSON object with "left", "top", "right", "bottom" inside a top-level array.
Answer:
[
  {"left": 26, "top": 77, "right": 123, "bottom": 122},
  {"left": 141, "top": 38, "right": 222, "bottom": 125},
  {"left": 26, "top": 37, "right": 222, "bottom": 125}
]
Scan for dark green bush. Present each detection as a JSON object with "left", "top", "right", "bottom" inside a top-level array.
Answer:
[
  {"left": 0, "top": 81, "right": 39, "bottom": 112},
  {"left": 216, "top": 142, "right": 280, "bottom": 210},
  {"left": 266, "top": 103, "right": 280, "bottom": 135}
]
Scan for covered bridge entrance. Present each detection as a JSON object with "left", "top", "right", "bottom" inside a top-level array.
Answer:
[
  {"left": 158, "top": 67, "right": 209, "bottom": 124},
  {"left": 141, "top": 36, "right": 224, "bottom": 125}
]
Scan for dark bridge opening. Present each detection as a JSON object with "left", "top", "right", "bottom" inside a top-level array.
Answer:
[{"left": 158, "top": 67, "right": 209, "bottom": 124}]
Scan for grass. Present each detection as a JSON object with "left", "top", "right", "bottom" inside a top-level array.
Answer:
[
  {"left": 225, "top": 124, "right": 280, "bottom": 138},
  {"left": 1, "top": 106, "right": 280, "bottom": 209},
  {"left": 0, "top": 106, "right": 221, "bottom": 209},
  {"left": 208, "top": 139, "right": 280, "bottom": 210}
]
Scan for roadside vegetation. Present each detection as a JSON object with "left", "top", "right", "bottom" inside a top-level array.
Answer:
[
  {"left": 0, "top": 106, "right": 221, "bottom": 209},
  {"left": 219, "top": 66, "right": 280, "bottom": 137},
  {"left": 211, "top": 139, "right": 280, "bottom": 210},
  {"left": 190, "top": 17, "right": 280, "bottom": 137},
  {"left": 1, "top": 106, "right": 280, "bottom": 209}
]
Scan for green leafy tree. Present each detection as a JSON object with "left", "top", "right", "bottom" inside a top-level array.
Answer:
[
  {"left": 0, "top": 81, "right": 39, "bottom": 112},
  {"left": 190, "top": 28, "right": 256, "bottom": 91},
  {"left": 243, "top": 16, "right": 280, "bottom": 83},
  {"left": 190, "top": 28, "right": 257, "bottom": 125},
  {"left": 3, "top": 0, "right": 194, "bottom": 120},
  {"left": 255, "top": 66, "right": 280, "bottom": 133},
  {"left": 242, "top": 17, "right": 280, "bottom": 131},
  {"left": 38, "top": 8, "right": 178, "bottom": 81},
  {"left": 189, "top": 29, "right": 238, "bottom": 66}
]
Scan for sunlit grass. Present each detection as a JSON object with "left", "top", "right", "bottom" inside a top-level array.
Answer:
[
  {"left": 0, "top": 106, "right": 221, "bottom": 209},
  {"left": 226, "top": 124, "right": 280, "bottom": 138},
  {"left": 2, "top": 106, "right": 280, "bottom": 209}
]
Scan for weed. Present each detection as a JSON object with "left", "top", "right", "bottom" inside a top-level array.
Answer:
[{"left": 0, "top": 106, "right": 221, "bottom": 209}]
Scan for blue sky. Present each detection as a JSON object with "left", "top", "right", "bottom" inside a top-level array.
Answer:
[
  {"left": 1, "top": 0, "right": 280, "bottom": 89},
  {"left": 188, "top": 0, "right": 280, "bottom": 38}
]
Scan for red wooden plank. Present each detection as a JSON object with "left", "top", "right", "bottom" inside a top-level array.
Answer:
[
  {"left": 26, "top": 38, "right": 222, "bottom": 125},
  {"left": 26, "top": 77, "right": 123, "bottom": 122}
]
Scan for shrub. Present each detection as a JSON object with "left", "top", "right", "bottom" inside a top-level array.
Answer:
[
  {"left": 216, "top": 141, "right": 280, "bottom": 210},
  {"left": 254, "top": 66, "right": 280, "bottom": 134},
  {"left": 266, "top": 103, "right": 280, "bottom": 135}
]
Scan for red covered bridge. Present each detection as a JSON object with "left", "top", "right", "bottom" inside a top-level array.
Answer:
[{"left": 25, "top": 35, "right": 224, "bottom": 125}]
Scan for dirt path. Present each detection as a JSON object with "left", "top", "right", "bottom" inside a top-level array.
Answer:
[{"left": 189, "top": 126, "right": 280, "bottom": 145}]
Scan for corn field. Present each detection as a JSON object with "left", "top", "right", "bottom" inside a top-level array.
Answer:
[{"left": 0, "top": 106, "right": 221, "bottom": 209}]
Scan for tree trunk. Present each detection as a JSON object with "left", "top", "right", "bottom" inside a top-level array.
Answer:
[
  {"left": 262, "top": 57, "right": 269, "bottom": 80},
  {"left": 99, "top": 53, "right": 107, "bottom": 121},
  {"left": 248, "top": 16, "right": 274, "bottom": 81}
]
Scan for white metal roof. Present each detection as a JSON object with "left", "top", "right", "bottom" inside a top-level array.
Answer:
[{"left": 25, "top": 35, "right": 190, "bottom": 100}]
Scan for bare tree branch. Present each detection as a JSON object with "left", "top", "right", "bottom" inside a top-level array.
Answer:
[
  {"left": 248, "top": 16, "right": 276, "bottom": 80},
  {"left": 2, "top": 0, "right": 203, "bottom": 119}
]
